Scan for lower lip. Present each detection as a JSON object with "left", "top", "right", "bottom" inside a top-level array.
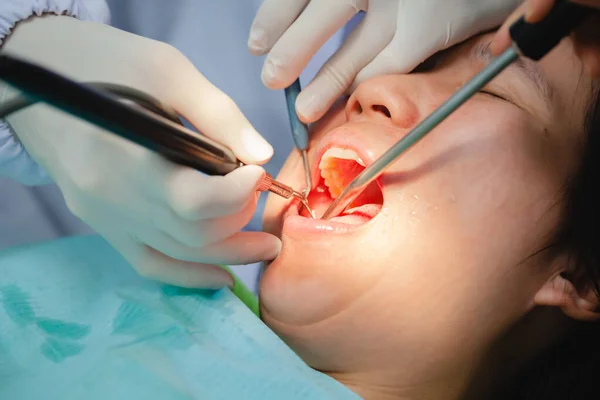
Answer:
[{"left": 282, "top": 200, "right": 365, "bottom": 236}]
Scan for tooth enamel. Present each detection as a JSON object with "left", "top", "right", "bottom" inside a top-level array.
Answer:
[
  {"left": 318, "top": 147, "right": 367, "bottom": 199},
  {"left": 319, "top": 147, "right": 365, "bottom": 168}
]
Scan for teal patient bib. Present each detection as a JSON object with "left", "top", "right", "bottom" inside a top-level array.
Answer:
[{"left": 0, "top": 235, "right": 358, "bottom": 400}]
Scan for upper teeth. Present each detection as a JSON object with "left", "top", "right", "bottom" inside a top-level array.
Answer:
[
  {"left": 318, "top": 148, "right": 365, "bottom": 169},
  {"left": 318, "top": 147, "right": 365, "bottom": 198}
]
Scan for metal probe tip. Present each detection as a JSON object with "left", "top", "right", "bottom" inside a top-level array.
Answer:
[
  {"left": 257, "top": 173, "right": 316, "bottom": 218},
  {"left": 300, "top": 150, "right": 316, "bottom": 218},
  {"left": 300, "top": 150, "right": 312, "bottom": 196},
  {"left": 301, "top": 198, "right": 316, "bottom": 219}
]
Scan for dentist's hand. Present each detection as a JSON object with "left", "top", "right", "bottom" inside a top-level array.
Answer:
[
  {"left": 248, "top": 0, "right": 520, "bottom": 123},
  {"left": 491, "top": 0, "right": 600, "bottom": 77},
  {"left": 1, "top": 16, "right": 281, "bottom": 288}
]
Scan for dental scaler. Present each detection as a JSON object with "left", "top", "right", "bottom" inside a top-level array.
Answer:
[
  {"left": 0, "top": 54, "right": 315, "bottom": 215},
  {"left": 284, "top": 78, "right": 315, "bottom": 217},
  {"left": 321, "top": 0, "right": 588, "bottom": 220}
]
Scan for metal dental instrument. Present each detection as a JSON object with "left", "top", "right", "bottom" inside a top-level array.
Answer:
[
  {"left": 321, "top": 0, "right": 588, "bottom": 220},
  {"left": 285, "top": 78, "right": 316, "bottom": 218},
  {"left": 0, "top": 54, "right": 311, "bottom": 211}
]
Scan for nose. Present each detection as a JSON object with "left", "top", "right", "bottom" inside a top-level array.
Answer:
[{"left": 346, "top": 76, "right": 420, "bottom": 129}]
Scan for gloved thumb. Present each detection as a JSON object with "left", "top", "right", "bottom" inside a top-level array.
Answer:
[
  {"left": 294, "top": 3, "right": 397, "bottom": 122},
  {"left": 353, "top": 42, "right": 427, "bottom": 89},
  {"left": 164, "top": 57, "right": 274, "bottom": 165}
]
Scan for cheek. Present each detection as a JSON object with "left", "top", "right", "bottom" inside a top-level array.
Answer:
[
  {"left": 260, "top": 222, "right": 395, "bottom": 325},
  {"left": 445, "top": 110, "right": 559, "bottom": 231},
  {"left": 383, "top": 103, "right": 563, "bottom": 282}
]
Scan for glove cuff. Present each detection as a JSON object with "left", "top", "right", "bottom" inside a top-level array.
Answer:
[
  {"left": 0, "top": 0, "right": 110, "bottom": 185},
  {"left": 0, "top": 0, "right": 110, "bottom": 46}
]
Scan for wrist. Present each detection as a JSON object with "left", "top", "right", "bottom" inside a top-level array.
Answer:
[
  {"left": 0, "top": 120, "right": 53, "bottom": 185},
  {"left": 0, "top": 1, "right": 110, "bottom": 185}
]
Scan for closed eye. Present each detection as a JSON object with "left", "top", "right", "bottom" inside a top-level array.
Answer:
[
  {"left": 479, "top": 90, "right": 526, "bottom": 112},
  {"left": 480, "top": 90, "right": 506, "bottom": 101}
]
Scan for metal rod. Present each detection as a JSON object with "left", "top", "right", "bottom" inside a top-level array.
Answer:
[
  {"left": 256, "top": 173, "right": 315, "bottom": 217},
  {"left": 285, "top": 79, "right": 314, "bottom": 218},
  {"left": 301, "top": 150, "right": 312, "bottom": 194},
  {"left": 321, "top": 46, "right": 519, "bottom": 220}
]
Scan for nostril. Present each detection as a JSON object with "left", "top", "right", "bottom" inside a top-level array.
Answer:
[
  {"left": 372, "top": 104, "right": 391, "bottom": 118},
  {"left": 348, "top": 100, "right": 362, "bottom": 115}
]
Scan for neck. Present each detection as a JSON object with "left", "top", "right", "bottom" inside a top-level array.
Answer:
[
  {"left": 462, "top": 307, "right": 573, "bottom": 399},
  {"left": 328, "top": 368, "right": 472, "bottom": 400},
  {"left": 327, "top": 308, "right": 572, "bottom": 400}
]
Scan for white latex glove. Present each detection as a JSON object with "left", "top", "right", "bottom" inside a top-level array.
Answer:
[
  {"left": 248, "top": 0, "right": 520, "bottom": 122},
  {"left": 1, "top": 16, "right": 281, "bottom": 288}
]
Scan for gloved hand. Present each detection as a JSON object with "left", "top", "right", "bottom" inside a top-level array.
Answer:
[
  {"left": 248, "top": 0, "right": 520, "bottom": 122},
  {"left": 1, "top": 15, "right": 281, "bottom": 288},
  {"left": 491, "top": 0, "right": 600, "bottom": 77}
]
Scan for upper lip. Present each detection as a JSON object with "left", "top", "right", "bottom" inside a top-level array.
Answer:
[{"left": 309, "top": 121, "right": 402, "bottom": 189}]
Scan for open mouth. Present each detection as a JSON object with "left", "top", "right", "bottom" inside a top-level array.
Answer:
[{"left": 299, "top": 147, "right": 384, "bottom": 225}]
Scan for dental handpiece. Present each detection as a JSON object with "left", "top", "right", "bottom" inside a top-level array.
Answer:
[
  {"left": 321, "top": 0, "right": 588, "bottom": 220},
  {"left": 0, "top": 54, "right": 310, "bottom": 206},
  {"left": 284, "top": 79, "right": 313, "bottom": 199}
]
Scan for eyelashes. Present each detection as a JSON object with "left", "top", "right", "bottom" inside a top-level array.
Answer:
[
  {"left": 479, "top": 90, "right": 524, "bottom": 112},
  {"left": 480, "top": 90, "right": 508, "bottom": 102}
]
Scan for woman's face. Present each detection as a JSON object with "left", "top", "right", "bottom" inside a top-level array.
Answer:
[{"left": 260, "top": 33, "right": 590, "bottom": 395}]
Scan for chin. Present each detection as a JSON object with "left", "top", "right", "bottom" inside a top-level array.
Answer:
[{"left": 259, "top": 118, "right": 402, "bottom": 328}]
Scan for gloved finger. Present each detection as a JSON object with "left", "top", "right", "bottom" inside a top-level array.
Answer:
[
  {"left": 161, "top": 164, "right": 265, "bottom": 221},
  {"left": 64, "top": 185, "right": 174, "bottom": 235},
  {"left": 261, "top": 0, "right": 368, "bottom": 90},
  {"left": 163, "top": 55, "right": 273, "bottom": 165},
  {"left": 193, "top": 231, "right": 282, "bottom": 265},
  {"left": 248, "top": 0, "right": 310, "bottom": 55},
  {"left": 162, "top": 186, "right": 258, "bottom": 248},
  {"left": 352, "top": 40, "right": 428, "bottom": 89},
  {"left": 137, "top": 228, "right": 282, "bottom": 265},
  {"left": 295, "top": 3, "right": 397, "bottom": 122},
  {"left": 106, "top": 234, "right": 234, "bottom": 289},
  {"left": 524, "top": 0, "right": 556, "bottom": 22},
  {"left": 490, "top": 2, "right": 531, "bottom": 56}
]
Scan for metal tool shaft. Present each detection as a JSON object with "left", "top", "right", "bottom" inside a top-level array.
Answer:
[
  {"left": 301, "top": 150, "right": 312, "bottom": 190},
  {"left": 257, "top": 173, "right": 315, "bottom": 217},
  {"left": 256, "top": 173, "right": 301, "bottom": 199},
  {"left": 285, "top": 79, "right": 314, "bottom": 215},
  {"left": 321, "top": 47, "right": 519, "bottom": 220},
  {"left": 284, "top": 79, "right": 310, "bottom": 151}
]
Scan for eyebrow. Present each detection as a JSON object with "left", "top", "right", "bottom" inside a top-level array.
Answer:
[{"left": 471, "top": 41, "right": 554, "bottom": 106}]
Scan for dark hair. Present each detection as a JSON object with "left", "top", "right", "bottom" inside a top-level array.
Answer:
[
  {"left": 556, "top": 81, "right": 600, "bottom": 296},
  {"left": 497, "top": 82, "right": 600, "bottom": 399}
]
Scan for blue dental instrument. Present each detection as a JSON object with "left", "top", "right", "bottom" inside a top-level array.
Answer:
[{"left": 285, "top": 78, "right": 316, "bottom": 218}]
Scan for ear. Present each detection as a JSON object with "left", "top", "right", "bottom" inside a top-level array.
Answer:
[{"left": 534, "top": 273, "right": 600, "bottom": 322}]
